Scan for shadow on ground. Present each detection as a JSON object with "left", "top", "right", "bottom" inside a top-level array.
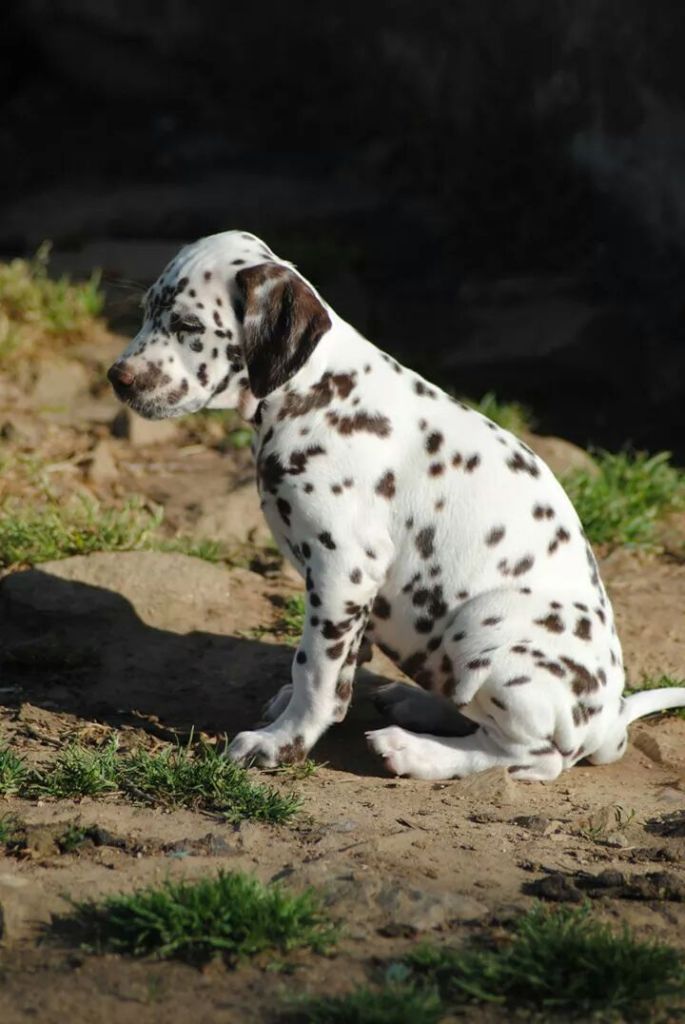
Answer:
[{"left": 0, "top": 569, "right": 389, "bottom": 776}]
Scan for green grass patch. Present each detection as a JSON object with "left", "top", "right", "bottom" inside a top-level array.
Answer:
[
  {"left": 119, "top": 741, "right": 301, "bottom": 822},
  {"left": 296, "top": 904, "right": 685, "bottom": 1023},
  {"left": 0, "top": 813, "right": 23, "bottom": 846},
  {"left": 0, "top": 746, "right": 28, "bottom": 795},
  {"left": 277, "top": 594, "right": 306, "bottom": 643},
  {"left": 0, "top": 495, "right": 233, "bottom": 569},
  {"left": 0, "top": 242, "right": 103, "bottom": 363},
  {"left": 289, "top": 985, "right": 443, "bottom": 1024},
  {"left": 26, "top": 738, "right": 119, "bottom": 799},
  {"left": 8, "top": 738, "right": 299, "bottom": 823},
  {"left": 158, "top": 536, "right": 226, "bottom": 563},
  {"left": 405, "top": 903, "right": 684, "bottom": 1021},
  {"left": 0, "top": 496, "right": 163, "bottom": 569},
  {"left": 59, "top": 870, "right": 334, "bottom": 966},
  {"left": 464, "top": 391, "right": 534, "bottom": 435},
  {"left": 563, "top": 450, "right": 685, "bottom": 548}
]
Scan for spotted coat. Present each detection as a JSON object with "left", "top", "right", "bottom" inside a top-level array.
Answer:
[{"left": 108, "top": 230, "right": 685, "bottom": 779}]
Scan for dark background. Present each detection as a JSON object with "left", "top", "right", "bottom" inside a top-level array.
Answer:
[{"left": 2, "top": 0, "right": 685, "bottom": 456}]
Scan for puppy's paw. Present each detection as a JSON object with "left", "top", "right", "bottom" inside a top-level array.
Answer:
[
  {"left": 366, "top": 725, "right": 456, "bottom": 780},
  {"left": 227, "top": 730, "right": 279, "bottom": 767},
  {"left": 366, "top": 725, "right": 417, "bottom": 777},
  {"left": 227, "top": 728, "right": 307, "bottom": 767}
]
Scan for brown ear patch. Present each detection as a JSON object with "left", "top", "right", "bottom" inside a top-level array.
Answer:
[{"left": 235, "top": 264, "right": 332, "bottom": 398}]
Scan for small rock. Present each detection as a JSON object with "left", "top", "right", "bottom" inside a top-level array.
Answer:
[
  {"left": 87, "top": 439, "right": 119, "bottom": 485},
  {"left": 525, "top": 872, "right": 582, "bottom": 903},
  {"left": 189, "top": 485, "right": 273, "bottom": 547},
  {"left": 111, "top": 407, "right": 179, "bottom": 445},
  {"left": 376, "top": 884, "right": 487, "bottom": 933},
  {"left": 458, "top": 766, "right": 517, "bottom": 805},
  {"left": 511, "top": 815, "right": 550, "bottom": 835},
  {"left": 623, "top": 871, "right": 685, "bottom": 902},
  {"left": 591, "top": 869, "right": 626, "bottom": 889},
  {"left": 328, "top": 820, "right": 357, "bottom": 834}
]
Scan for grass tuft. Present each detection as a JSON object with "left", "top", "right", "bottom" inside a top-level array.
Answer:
[
  {"left": 26, "top": 738, "right": 119, "bottom": 798},
  {"left": 60, "top": 870, "right": 335, "bottom": 965},
  {"left": 563, "top": 450, "right": 685, "bottom": 548},
  {"left": 5, "top": 737, "right": 300, "bottom": 823},
  {"left": 0, "top": 242, "right": 103, "bottom": 363},
  {"left": 278, "top": 594, "right": 306, "bottom": 644},
  {"left": 0, "top": 746, "right": 28, "bottom": 795},
  {"left": 405, "top": 903, "right": 685, "bottom": 1020},
  {"left": 464, "top": 392, "right": 534, "bottom": 435},
  {"left": 0, "top": 496, "right": 163, "bottom": 569},
  {"left": 0, "top": 813, "right": 23, "bottom": 846},
  {"left": 119, "top": 741, "right": 301, "bottom": 822},
  {"left": 297, "top": 904, "right": 684, "bottom": 1022},
  {"left": 289, "top": 985, "right": 442, "bottom": 1024}
]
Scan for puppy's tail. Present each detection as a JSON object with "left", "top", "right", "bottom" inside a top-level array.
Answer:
[{"left": 622, "top": 687, "right": 685, "bottom": 725}]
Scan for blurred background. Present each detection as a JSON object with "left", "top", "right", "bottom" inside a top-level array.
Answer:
[{"left": 1, "top": 0, "right": 684, "bottom": 456}]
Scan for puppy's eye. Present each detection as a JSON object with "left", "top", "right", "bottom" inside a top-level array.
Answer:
[{"left": 170, "top": 313, "right": 203, "bottom": 333}]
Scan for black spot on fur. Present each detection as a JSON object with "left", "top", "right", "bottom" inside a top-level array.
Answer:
[
  {"left": 425, "top": 431, "right": 443, "bottom": 454},
  {"left": 375, "top": 471, "right": 396, "bottom": 499},
  {"left": 485, "top": 526, "right": 505, "bottom": 546},
  {"left": 415, "top": 526, "right": 436, "bottom": 559},
  {"left": 574, "top": 617, "right": 592, "bottom": 641},
  {"left": 535, "top": 613, "right": 565, "bottom": 633}
]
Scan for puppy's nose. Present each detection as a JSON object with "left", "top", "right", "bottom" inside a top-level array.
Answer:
[{"left": 108, "top": 363, "right": 135, "bottom": 388}]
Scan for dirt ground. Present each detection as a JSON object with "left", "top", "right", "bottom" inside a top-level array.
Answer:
[{"left": 0, "top": 329, "right": 684, "bottom": 1023}]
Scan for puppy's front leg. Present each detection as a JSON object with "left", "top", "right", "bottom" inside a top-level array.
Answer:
[{"left": 228, "top": 550, "right": 380, "bottom": 766}]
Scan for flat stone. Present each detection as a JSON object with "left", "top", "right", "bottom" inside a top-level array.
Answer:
[
  {"left": 0, "top": 550, "right": 233, "bottom": 632},
  {"left": 376, "top": 884, "right": 487, "bottom": 933},
  {"left": 457, "top": 766, "right": 518, "bottom": 805},
  {"left": 190, "top": 484, "right": 272, "bottom": 547},
  {"left": 511, "top": 814, "right": 550, "bottom": 835}
]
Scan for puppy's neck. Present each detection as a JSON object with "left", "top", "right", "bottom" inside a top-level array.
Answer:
[{"left": 248, "top": 315, "right": 372, "bottom": 437}]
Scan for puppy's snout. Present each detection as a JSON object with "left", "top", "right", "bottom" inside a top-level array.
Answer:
[{"left": 108, "top": 362, "right": 136, "bottom": 390}]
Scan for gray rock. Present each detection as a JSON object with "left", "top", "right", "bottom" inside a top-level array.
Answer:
[
  {"left": 0, "top": 551, "right": 232, "bottom": 632},
  {"left": 376, "top": 884, "right": 487, "bottom": 933},
  {"left": 190, "top": 485, "right": 272, "bottom": 547}
]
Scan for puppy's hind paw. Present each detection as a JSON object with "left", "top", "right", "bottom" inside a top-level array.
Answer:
[{"left": 366, "top": 725, "right": 414, "bottom": 777}]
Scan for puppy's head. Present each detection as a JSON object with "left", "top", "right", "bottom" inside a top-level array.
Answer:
[{"left": 107, "top": 231, "right": 331, "bottom": 420}]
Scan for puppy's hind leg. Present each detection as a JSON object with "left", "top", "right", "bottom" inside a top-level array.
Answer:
[
  {"left": 373, "top": 682, "right": 477, "bottom": 736},
  {"left": 366, "top": 725, "right": 561, "bottom": 781}
]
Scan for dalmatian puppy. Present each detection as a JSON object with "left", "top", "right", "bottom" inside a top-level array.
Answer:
[{"left": 108, "top": 230, "right": 685, "bottom": 780}]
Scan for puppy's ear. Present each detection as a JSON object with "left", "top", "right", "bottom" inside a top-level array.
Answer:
[{"left": 235, "top": 264, "right": 332, "bottom": 398}]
